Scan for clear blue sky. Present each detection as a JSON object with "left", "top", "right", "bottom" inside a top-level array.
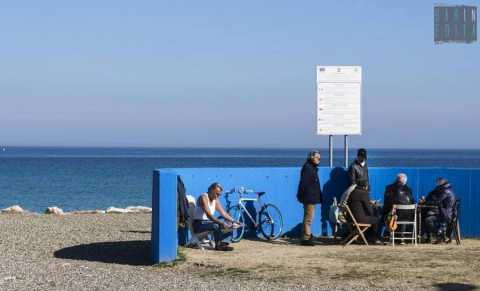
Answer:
[{"left": 1, "top": 0, "right": 479, "bottom": 148}]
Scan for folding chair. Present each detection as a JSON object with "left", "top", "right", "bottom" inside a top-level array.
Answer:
[
  {"left": 340, "top": 202, "right": 371, "bottom": 246},
  {"left": 391, "top": 204, "right": 417, "bottom": 246},
  {"left": 186, "top": 195, "right": 215, "bottom": 249},
  {"left": 446, "top": 199, "right": 461, "bottom": 245}
]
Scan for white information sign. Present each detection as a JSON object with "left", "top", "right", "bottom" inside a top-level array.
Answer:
[{"left": 316, "top": 66, "right": 362, "bottom": 135}]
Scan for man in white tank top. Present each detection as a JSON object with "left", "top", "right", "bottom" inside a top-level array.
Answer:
[{"left": 192, "top": 182, "right": 238, "bottom": 251}]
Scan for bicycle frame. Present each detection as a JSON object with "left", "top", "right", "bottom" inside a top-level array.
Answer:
[{"left": 230, "top": 194, "right": 265, "bottom": 228}]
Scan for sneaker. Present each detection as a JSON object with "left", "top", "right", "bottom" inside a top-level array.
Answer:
[
  {"left": 400, "top": 240, "right": 406, "bottom": 245},
  {"left": 300, "top": 239, "right": 315, "bottom": 246},
  {"left": 215, "top": 245, "right": 234, "bottom": 251}
]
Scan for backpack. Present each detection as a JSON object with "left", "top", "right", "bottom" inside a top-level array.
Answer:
[
  {"left": 177, "top": 176, "right": 189, "bottom": 227},
  {"left": 385, "top": 209, "right": 398, "bottom": 232},
  {"left": 329, "top": 197, "right": 348, "bottom": 226}
]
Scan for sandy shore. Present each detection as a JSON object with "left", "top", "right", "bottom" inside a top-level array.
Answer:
[{"left": 0, "top": 213, "right": 478, "bottom": 290}]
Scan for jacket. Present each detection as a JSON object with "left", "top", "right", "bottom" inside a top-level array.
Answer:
[
  {"left": 383, "top": 182, "right": 415, "bottom": 215},
  {"left": 425, "top": 182, "right": 456, "bottom": 221},
  {"left": 348, "top": 160, "right": 369, "bottom": 190},
  {"left": 297, "top": 161, "right": 322, "bottom": 205}
]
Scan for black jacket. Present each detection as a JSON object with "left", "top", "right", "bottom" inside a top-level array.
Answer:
[
  {"left": 425, "top": 183, "right": 456, "bottom": 221},
  {"left": 383, "top": 182, "right": 415, "bottom": 215},
  {"left": 348, "top": 160, "right": 369, "bottom": 190},
  {"left": 297, "top": 161, "right": 322, "bottom": 205}
]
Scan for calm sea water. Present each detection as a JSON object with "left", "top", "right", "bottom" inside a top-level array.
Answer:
[{"left": 1, "top": 147, "right": 479, "bottom": 212}]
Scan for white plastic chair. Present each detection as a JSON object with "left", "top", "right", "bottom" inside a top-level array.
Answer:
[{"left": 391, "top": 204, "right": 417, "bottom": 246}]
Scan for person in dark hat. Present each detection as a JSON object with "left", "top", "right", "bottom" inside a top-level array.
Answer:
[
  {"left": 348, "top": 148, "right": 369, "bottom": 191},
  {"left": 346, "top": 148, "right": 381, "bottom": 244},
  {"left": 296, "top": 150, "right": 323, "bottom": 246},
  {"left": 420, "top": 177, "right": 456, "bottom": 243}
]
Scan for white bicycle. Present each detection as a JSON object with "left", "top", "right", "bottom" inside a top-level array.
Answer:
[{"left": 225, "top": 187, "right": 283, "bottom": 242}]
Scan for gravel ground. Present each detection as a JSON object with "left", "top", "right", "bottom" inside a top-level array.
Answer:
[{"left": 0, "top": 213, "right": 478, "bottom": 291}]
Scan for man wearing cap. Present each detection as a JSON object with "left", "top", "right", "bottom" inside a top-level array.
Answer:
[
  {"left": 348, "top": 148, "right": 370, "bottom": 191},
  {"left": 347, "top": 149, "right": 381, "bottom": 244},
  {"left": 297, "top": 150, "right": 323, "bottom": 246}
]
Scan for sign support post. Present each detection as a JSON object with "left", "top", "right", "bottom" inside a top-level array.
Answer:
[
  {"left": 344, "top": 135, "right": 349, "bottom": 168},
  {"left": 329, "top": 135, "right": 333, "bottom": 168}
]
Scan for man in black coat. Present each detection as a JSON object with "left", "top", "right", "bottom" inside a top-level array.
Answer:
[
  {"left": 382, "top": 173, "right": 415, "bottom": 243},
  {"left": 348, "top": 148, "right": 369, "bottom": 191},
  {"left": 297, "top": 150, "right": 322, "bottom": 246},
  {"left": 421, "top": 177, "right": 456, "bottom": 243}
]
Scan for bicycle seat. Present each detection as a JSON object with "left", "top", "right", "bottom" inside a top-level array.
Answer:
[{"left": 256, "top": 192, "right": 266, "bottom": 197}]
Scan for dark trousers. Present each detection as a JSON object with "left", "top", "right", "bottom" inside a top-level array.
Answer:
[
  {"left": 425, "top": 215, "right": 449, "bottom": 237},
  {"left": 192, "top": 220, "right": 229, "bottom": 244}
]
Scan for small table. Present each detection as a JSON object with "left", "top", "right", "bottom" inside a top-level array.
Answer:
[{"left": 417, "top": 204, "right": 439, "bottom": 242}]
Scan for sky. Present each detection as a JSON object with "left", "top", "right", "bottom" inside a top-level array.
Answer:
[{"left": 0, "top": 0, "right": 479, "bottom": 149}]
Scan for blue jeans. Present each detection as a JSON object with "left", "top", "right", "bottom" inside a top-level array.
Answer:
[{"left": 193, "top": 220, "right": 229, "bottom": 244}]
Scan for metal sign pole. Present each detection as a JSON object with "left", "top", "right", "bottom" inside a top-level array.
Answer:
[
  {"left": 329, "top": 135, "right": 333, "bottom": 168},
  {"left": 344, "top": 135, "right": 349, "bottom": 168}
]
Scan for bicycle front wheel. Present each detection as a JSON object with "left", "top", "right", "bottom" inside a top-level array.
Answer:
[
  {"left": 227, "top": 205, "right": 245, "bottom": 243},
  {"left": 259, "top": 204, "right": 283, "bottom": 240}
]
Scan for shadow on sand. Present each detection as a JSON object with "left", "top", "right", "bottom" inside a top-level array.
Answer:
[
  {"left": 54, "top": 240, "right": 152, "bottom": 266},
  {"left": 434, "top": 283, "right": 478, "bottom": 291}
]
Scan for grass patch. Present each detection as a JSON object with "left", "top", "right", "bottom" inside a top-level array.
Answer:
[
  {"left": 154, "top": 247, "right": 187, "bottom": 268},
  {"left": 196, "top": 264, "right": 252, "bottom": 279}
]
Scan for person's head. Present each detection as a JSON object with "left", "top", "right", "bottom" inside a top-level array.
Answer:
[
  {"left": 357, "top": 148, "right": 367, "bottom": 163},
  {"left": 436, "top": 177, "right": 448, "bottom": 187},
  {"left": 308, "top": 150, "right": 321, "bottom": 165},
  {"left": 207, "top": 182, "right": 223, "bottom": 199},
  {"left": 396, "top": 173, "right": 408, "bottom": 185}
]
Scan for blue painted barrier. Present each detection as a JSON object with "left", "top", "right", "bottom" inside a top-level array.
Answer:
[
  {"left": 151, "top": 170, "right": 178, "bottom": 263},
  {"left": 152, "top": 167, "right": 480, "bottom": 263}
]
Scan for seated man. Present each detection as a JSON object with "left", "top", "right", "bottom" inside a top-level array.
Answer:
[
  {"left": 382, "top": 173, "right": 415, "bottom": 244},
  {"left": 347, "top": 188, "right": 381, "bottom": 244},
  {"left": 420, "top": 177, "right": 456, "bottom": 244},
  {"left": 192, "top": 182, "right": 238, "bottom": 251}
]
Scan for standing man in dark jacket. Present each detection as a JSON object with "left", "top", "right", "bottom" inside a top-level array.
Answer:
[
  {"left": 421, "top": 177, "right": 456, "bottom": 243},
  {"left": 348, "top": 148, "right": 370, "bottom": 191},
  {"left": 297, "top": 150, "right": 322, "bottom": 246}
]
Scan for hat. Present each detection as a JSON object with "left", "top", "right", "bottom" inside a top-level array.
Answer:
[{"left": 357, "top": 148, "right": 367, "bottom": 158}]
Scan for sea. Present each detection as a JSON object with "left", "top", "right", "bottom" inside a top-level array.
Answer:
[{"left": 1, "top": 147, "right": 479, "bottom": 212}]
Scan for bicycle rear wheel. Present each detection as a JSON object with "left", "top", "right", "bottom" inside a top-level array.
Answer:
[
  {"left": 227, "top": 205, "right": 245, "bottom": 243},
  {"left": 259, "top": 204, "right": 283, "bottom": 240}
]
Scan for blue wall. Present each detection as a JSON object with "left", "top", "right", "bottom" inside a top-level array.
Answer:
[{"left": 151, "top": 166, "right": 480, "bottom": 263}]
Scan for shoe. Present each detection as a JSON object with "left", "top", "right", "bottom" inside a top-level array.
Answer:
[
  {"left": 300, "top": 239, "right": 315, "bottom": 246},
  {"left": 400, "top": 240, "right": 406, "bottom": 245},
  {"left": 373, "top": 240, "right": 383, "bottom": 245},
  {"left": 215, "top": 245, "right": 234, "bottom": 251},
  {"left": 218, "top": 241, "right": 230, "bottom": 247}
]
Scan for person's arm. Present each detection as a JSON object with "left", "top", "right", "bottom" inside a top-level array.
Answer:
[
  {"left": 408, "top": 187, "right": 415, "bottom": 204},
  {"left": 215, "top": 201, "right": 235, "bottom": 223},
  {"left": 348, "top": 165, "right": 357, "bottom": 186},
  {"left": 441, "top": 194, "right": 455, "bottom": 220},
  {"left": 199, "top": 195, "right": 224, "bottom": 226},
  {"left": 383, "top": 186, "right": 392, "bottom": 212}
]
